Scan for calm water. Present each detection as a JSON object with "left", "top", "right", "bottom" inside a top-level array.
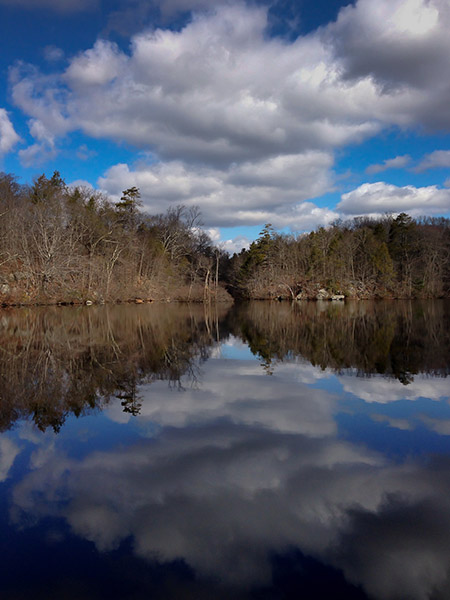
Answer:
[{"left": 0, "top": 300, "right": 449, "bottom": 599}]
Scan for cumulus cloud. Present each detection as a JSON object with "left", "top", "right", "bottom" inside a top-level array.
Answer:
[
  {"left": 366, "top": 154, "right": 411, "bottom": 174},
  {"left": 9, "top": 3, "right": 389, "bottom": 168},
  {"left": 18, "top": 141, "right": 57, "bottom": 167},
  {"left": 221, "top": 235, "right": 250, "bottom": 254},
  {"left": 415, "top": 149, "right": 450, "bottom": 172},
  {"left": 327, "top": 0, "right": 450, "bottom": 129},
  {"left": 8, "top": 0, "right": 450, "bottom": 225},
  {"left": 98, "top": 153, "right": 337, "bottom": 228},
  {"left": 10, "top": 0, "right": 450, "bottom": 148},
  {"left": 338, "top": 181, "right": 450, "bottom": 216},
  {"left": 64, "top": 40, "right": 127, "bottom": 89},
  {"left": 68, "top": 179, "right": 94, "bottom": 190},
  {"left": 0, "top": 108, "right": 20, "bottom": 155},
  {"left": 204, "top": 226, "right": 250, "bottom": 254},
  {"left": 9, "top": 69, "right": 67, "bottom": 136},
  {"left": 10, "top": 65, "right": 72, "bottom": 167}
]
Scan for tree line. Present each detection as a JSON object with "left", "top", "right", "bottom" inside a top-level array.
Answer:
[
  {"left": 1, "top": 170, "right": 450, "bottom": 304},
  {"left": 0, "top": 171, "right": 230, "bottom": 304},
  {"left": 226, "top": 214, "right": 450, "bottom": 299}
]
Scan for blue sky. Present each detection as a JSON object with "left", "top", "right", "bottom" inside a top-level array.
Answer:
[{"left": 1, "top": 0, "right": 450, "bottom": 251}]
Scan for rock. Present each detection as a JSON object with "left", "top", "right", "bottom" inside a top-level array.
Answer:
[
  {"left": 0, "top": 284, "right": 10, "bottom": 295},
  {"left": 331, "top": 294, "right": 345, "bottom": 301},
  {"left": 134, "top": 298, "right": 144, "bottom": 304},
  {"left": 316, "top": 288, "right": 329, "bottom": 300},
  {"left": 85, "top": 300, "right": 93, "bottom": 305},
  {"left": 295, "top": 291, "right": 308, "bottom": 300}
]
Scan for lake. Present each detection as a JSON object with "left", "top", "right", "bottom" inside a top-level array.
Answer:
[{"left": 0, "top": 300, "right": 449, "bottom": 599}]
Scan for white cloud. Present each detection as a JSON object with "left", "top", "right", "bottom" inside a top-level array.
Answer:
[
  {"left": 8, "top": 0, "right": 450, "bottom": 226},
  {"left": 9, "top": 65, "right": 72, "bottom": 167},
  {"left": 98, "top": 152, "right": 337, "bottom": 229},
  {"left": 64, "top": 40, "right": 127, "bottom": 89},
  {"left": 68, "top": 179, "right": 94, "bottom": 190},
  {"left": 221, "top": 236, "right": 250, "bottom": 254},
  {"left": 10, "top": 1, "right": 450, "bottom": 154},
  {"left": 327, "top": 0, "right": 450, "bottom": 131},
  {"left": 338, "top": 181, "right": 450, "bottom": 216},
  {"left": 205, "top": 227, "right": 221, "bottom": 242},
  {"left": 9, "top": 64, "right": 72, "bottom": 167},
  {"left": 18, "top": 142, "right": 57, "bottom": 167},
  {"left": 0, "top": 108, "right": 20, "bottom": 155},
  {"left": 9, "top": 4, "right": 391, "bottom": 169},
  {"left": 366, "top": 154, "right": 411, "bottom": 174},
  {"left": 415, "top": 149, "right": 450, "bottom": 172}
]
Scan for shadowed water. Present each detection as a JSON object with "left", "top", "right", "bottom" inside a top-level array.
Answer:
[{"left": 0, "top": 300, "right": 449, "bottom": 599}]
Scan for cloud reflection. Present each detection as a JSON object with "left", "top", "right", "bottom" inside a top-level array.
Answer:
[
  {"left": 106, "top": 359, "right": 338, "bottom": 437},
  {"left": 7, "top": 349, "right": 450, "bottom": 599}
]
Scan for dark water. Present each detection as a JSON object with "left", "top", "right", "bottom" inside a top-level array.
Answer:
[{"left": 0, "top": 300, "right": 449, "bottom": 600}]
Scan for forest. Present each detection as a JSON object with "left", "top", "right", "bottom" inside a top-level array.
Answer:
[
  {"left": 1, "top": 170, "right": 450, "bottom": 305},
  {"left": 0, "top": 171, "right": 230, "bottom": 304},
  {"left": 227, "top": 214, "right": 450, "bottom": 299}
]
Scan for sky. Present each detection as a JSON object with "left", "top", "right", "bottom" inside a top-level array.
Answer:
[{"left": 1, "top": 0, "right": 450, "bottom": 252}]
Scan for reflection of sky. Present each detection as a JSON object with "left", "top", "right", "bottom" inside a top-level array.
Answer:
[
  {"left": 217, "top": 334, "right": 256, "bottom": 361},
  {"left": 1, "top": 336, "right": 450, "bottom": 599}
]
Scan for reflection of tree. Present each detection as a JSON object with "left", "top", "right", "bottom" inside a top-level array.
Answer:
[
  {"left": 1, "top": 300, "right": 448, "bottom": 432},
  {"left": 230, "top": 300, "right": 450, "bottom": 383},
  {"left": 116, "top": 380, "right": 142, "bottom": 416},
  {"left": 0, "top": 303, "right": 230, "bottom": 432}
]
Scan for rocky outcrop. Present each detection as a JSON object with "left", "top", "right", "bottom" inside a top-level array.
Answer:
[
  {"left": 294, "top": 286, "right": 346, "bottom": 301},
  {"left": 316, "top": 288, "right": 329, "bottom": 300}
]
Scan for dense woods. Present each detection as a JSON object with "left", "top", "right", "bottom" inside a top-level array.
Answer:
[
  {"left": 227, "top": 216, "right": 450, "bottom": 299},
  {"left": 0, "top": 171, "right": 229, "bottom": 305},
  {"left": 1, "top": 170, "right": 450, "bottom": 305}
]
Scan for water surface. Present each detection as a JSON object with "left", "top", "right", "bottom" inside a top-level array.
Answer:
[{"left": 0, "top": 300, "right": 449, "bottom": 599}]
